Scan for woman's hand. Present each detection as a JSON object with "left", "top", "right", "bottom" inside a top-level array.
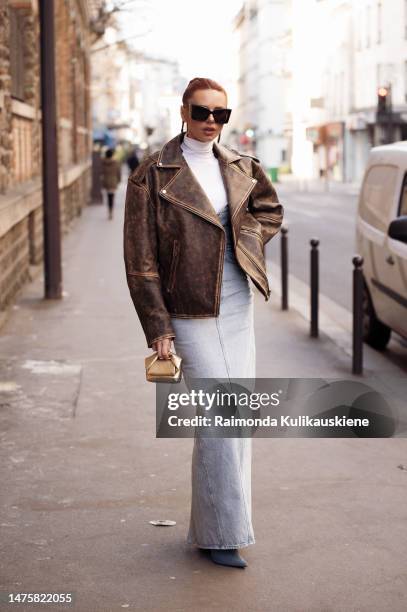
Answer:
[{"left": 152, "top": 338, "right": 173, "bottom": 359}]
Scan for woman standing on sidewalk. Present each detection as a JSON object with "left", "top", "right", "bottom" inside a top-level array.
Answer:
[
  {"left": 101, "top": 148, "right": 121, "bottom": 220},
  {"left": 123, "top": 77, "right": 283, "bottom": 568}
]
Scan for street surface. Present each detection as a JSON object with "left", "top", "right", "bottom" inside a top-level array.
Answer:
[{"left": 271, "top": 181, "right": 358, "bottom": 312}]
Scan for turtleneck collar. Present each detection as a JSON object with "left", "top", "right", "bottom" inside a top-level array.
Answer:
[{"left": 181, "top": 133, "right": 217, "bottom": 155}]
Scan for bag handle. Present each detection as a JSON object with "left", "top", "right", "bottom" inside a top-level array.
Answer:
[{"left": 148, "top": 351, "right": 178, "bottom": 369}]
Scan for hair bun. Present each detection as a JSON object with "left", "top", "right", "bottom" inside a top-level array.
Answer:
[{"left": 182, "top": 77, "right": 227, "bottom": 106}]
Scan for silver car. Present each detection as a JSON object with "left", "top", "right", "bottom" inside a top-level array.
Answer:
[{"left": 356, "top": 141, "right": 407, "bottom": 350}]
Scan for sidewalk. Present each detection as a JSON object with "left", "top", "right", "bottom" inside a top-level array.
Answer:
[{"left": 1, "top": 182, "right": 406, "bottom": 611}]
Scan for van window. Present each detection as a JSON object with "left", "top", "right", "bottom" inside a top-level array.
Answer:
[
  {"left": 399, "top": 173, "right": 407, "bottom": 216},
  {"left": 360, "top": 164, "right": 398, "bottom": 231}
]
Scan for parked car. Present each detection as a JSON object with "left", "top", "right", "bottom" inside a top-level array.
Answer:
[{"left": 356, "top": 140, "right": 407, "bottom": 350}]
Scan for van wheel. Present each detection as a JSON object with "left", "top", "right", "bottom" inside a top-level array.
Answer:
[{"left": 362, "top": 284, "right": 391, "bottom": 350}]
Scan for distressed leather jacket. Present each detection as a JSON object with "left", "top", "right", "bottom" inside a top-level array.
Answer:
[{"left": 123, "top": 131, "right": 284, "bottom": 348}]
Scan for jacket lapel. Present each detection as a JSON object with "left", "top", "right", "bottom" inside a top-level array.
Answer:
[
  {"left": 157, "top": 132, "right": 257, "bottom": 229},
  {"left": 216, "top": 158, "right": 257, "bottom": 224}
]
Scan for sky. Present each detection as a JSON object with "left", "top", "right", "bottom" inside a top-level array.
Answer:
[{"left": 116, "top": 0, "right": 244, "bottom": 103}]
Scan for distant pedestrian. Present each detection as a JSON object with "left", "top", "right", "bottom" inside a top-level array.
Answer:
[
  {"left": 101, "top": 148, "right": 121, "bottom": 220},
  {"left": 126, "top": 147, "right": 140, "bottom": 174}
]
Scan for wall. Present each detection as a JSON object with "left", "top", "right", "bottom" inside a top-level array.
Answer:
[{"left": 0, "top": 0, "right": 92, "bottom": 313}]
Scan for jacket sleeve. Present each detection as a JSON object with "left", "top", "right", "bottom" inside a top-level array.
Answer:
[
  {"left": 123, "top": 177, "right": 175, "bottom": 348},
  {"left": 249, "top": 161, "right": 284, "bottom": 245}
]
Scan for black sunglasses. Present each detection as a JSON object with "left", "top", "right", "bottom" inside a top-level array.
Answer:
[{"left": 189, "top": 103, "right": 232, "bottom": 124}]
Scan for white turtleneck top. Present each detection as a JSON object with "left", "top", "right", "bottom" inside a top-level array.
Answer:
[{"left": 180, "top": 133, "right": 228, "bottom": 214}]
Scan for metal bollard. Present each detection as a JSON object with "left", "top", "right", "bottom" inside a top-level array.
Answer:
[
  {"left": 280, "top": 226, "right": 288, "bottom": 310},
  {"left": 310, "top": 238, "right": 319, "bottom": 337},
  {"left": 352, "top": 255, "right": 364, "bottom": 375}
]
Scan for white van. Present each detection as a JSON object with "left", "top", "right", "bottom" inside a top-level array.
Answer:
[{"left": 356, "top": 141, "right": 407, "bottom": 350}]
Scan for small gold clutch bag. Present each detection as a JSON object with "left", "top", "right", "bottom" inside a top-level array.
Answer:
[{"left": 145, "top": 351, "right": 183, "bottom": 383}]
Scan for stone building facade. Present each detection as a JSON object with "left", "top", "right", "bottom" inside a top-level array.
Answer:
[{"left": 0, "top": 0, "right": 92, "bottom": 313}]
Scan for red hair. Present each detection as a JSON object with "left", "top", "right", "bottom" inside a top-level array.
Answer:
[{"left": 182, "top": 77, "right": 227, "bottom": 106}]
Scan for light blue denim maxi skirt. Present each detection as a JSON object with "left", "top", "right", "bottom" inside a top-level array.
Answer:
[{"left": 171, "top": 205, "right": 256, "bottom": 549}]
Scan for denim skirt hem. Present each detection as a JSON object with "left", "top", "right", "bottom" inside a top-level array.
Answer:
[{"left": 186, "top": 536, "right": 256, "bottom": 550}]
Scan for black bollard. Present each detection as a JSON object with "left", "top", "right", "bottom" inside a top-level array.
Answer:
[
  {"left": 352, "top": 255, "right": 364, "bottom": 375},
  {"left": 280, "top": 226, "right": 288, "bottom": 310},
  {"left": 310, "top": 238, "right": 319, "bottom": 337}
]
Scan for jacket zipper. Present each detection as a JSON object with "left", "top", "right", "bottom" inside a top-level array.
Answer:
[
  {"left": 167, "top": 240, "right": 180, "bottom": 293},
  {"left": 214, "top": 230, "right": 226, "bottom": 315},
  {"left": 255, "top": 213, "right": 282, "bottom": 222},
  {"left": 237, "top": 241, "right": 270, "bottom": 296},
  {"left": 240, "top": 226, "right": 263, "bottom": 242}
]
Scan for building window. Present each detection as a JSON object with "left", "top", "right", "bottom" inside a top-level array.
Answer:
[
  {"left": 366, "top": 4, "right": 371, "bottom": 47},
  {"left": 377, "top": 1, "right": 382, "bottom": 44},
  {"left": 9, "top": 8, "right": 26, "bottom": 101},
  {"left": 341, "top": 71, "right": 345, "bottom": 113},
  {"left": 357, "top": 9, "right": 362, "bottom": 51},
  {"left": 405, "top": 61, "right": 407, "bottom": 102}
]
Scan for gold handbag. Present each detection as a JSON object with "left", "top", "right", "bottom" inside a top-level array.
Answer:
[{"left": 145, "top": 351, "right": 183, "bottom": 383}]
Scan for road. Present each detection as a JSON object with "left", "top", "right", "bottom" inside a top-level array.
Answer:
[{"left": 266, "top": 182, "right": 358, "bottom": 312}]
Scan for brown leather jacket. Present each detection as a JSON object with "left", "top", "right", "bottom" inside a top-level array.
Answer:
[{"left": 123, "top": 131, "right": 284, "bottom": 348}]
